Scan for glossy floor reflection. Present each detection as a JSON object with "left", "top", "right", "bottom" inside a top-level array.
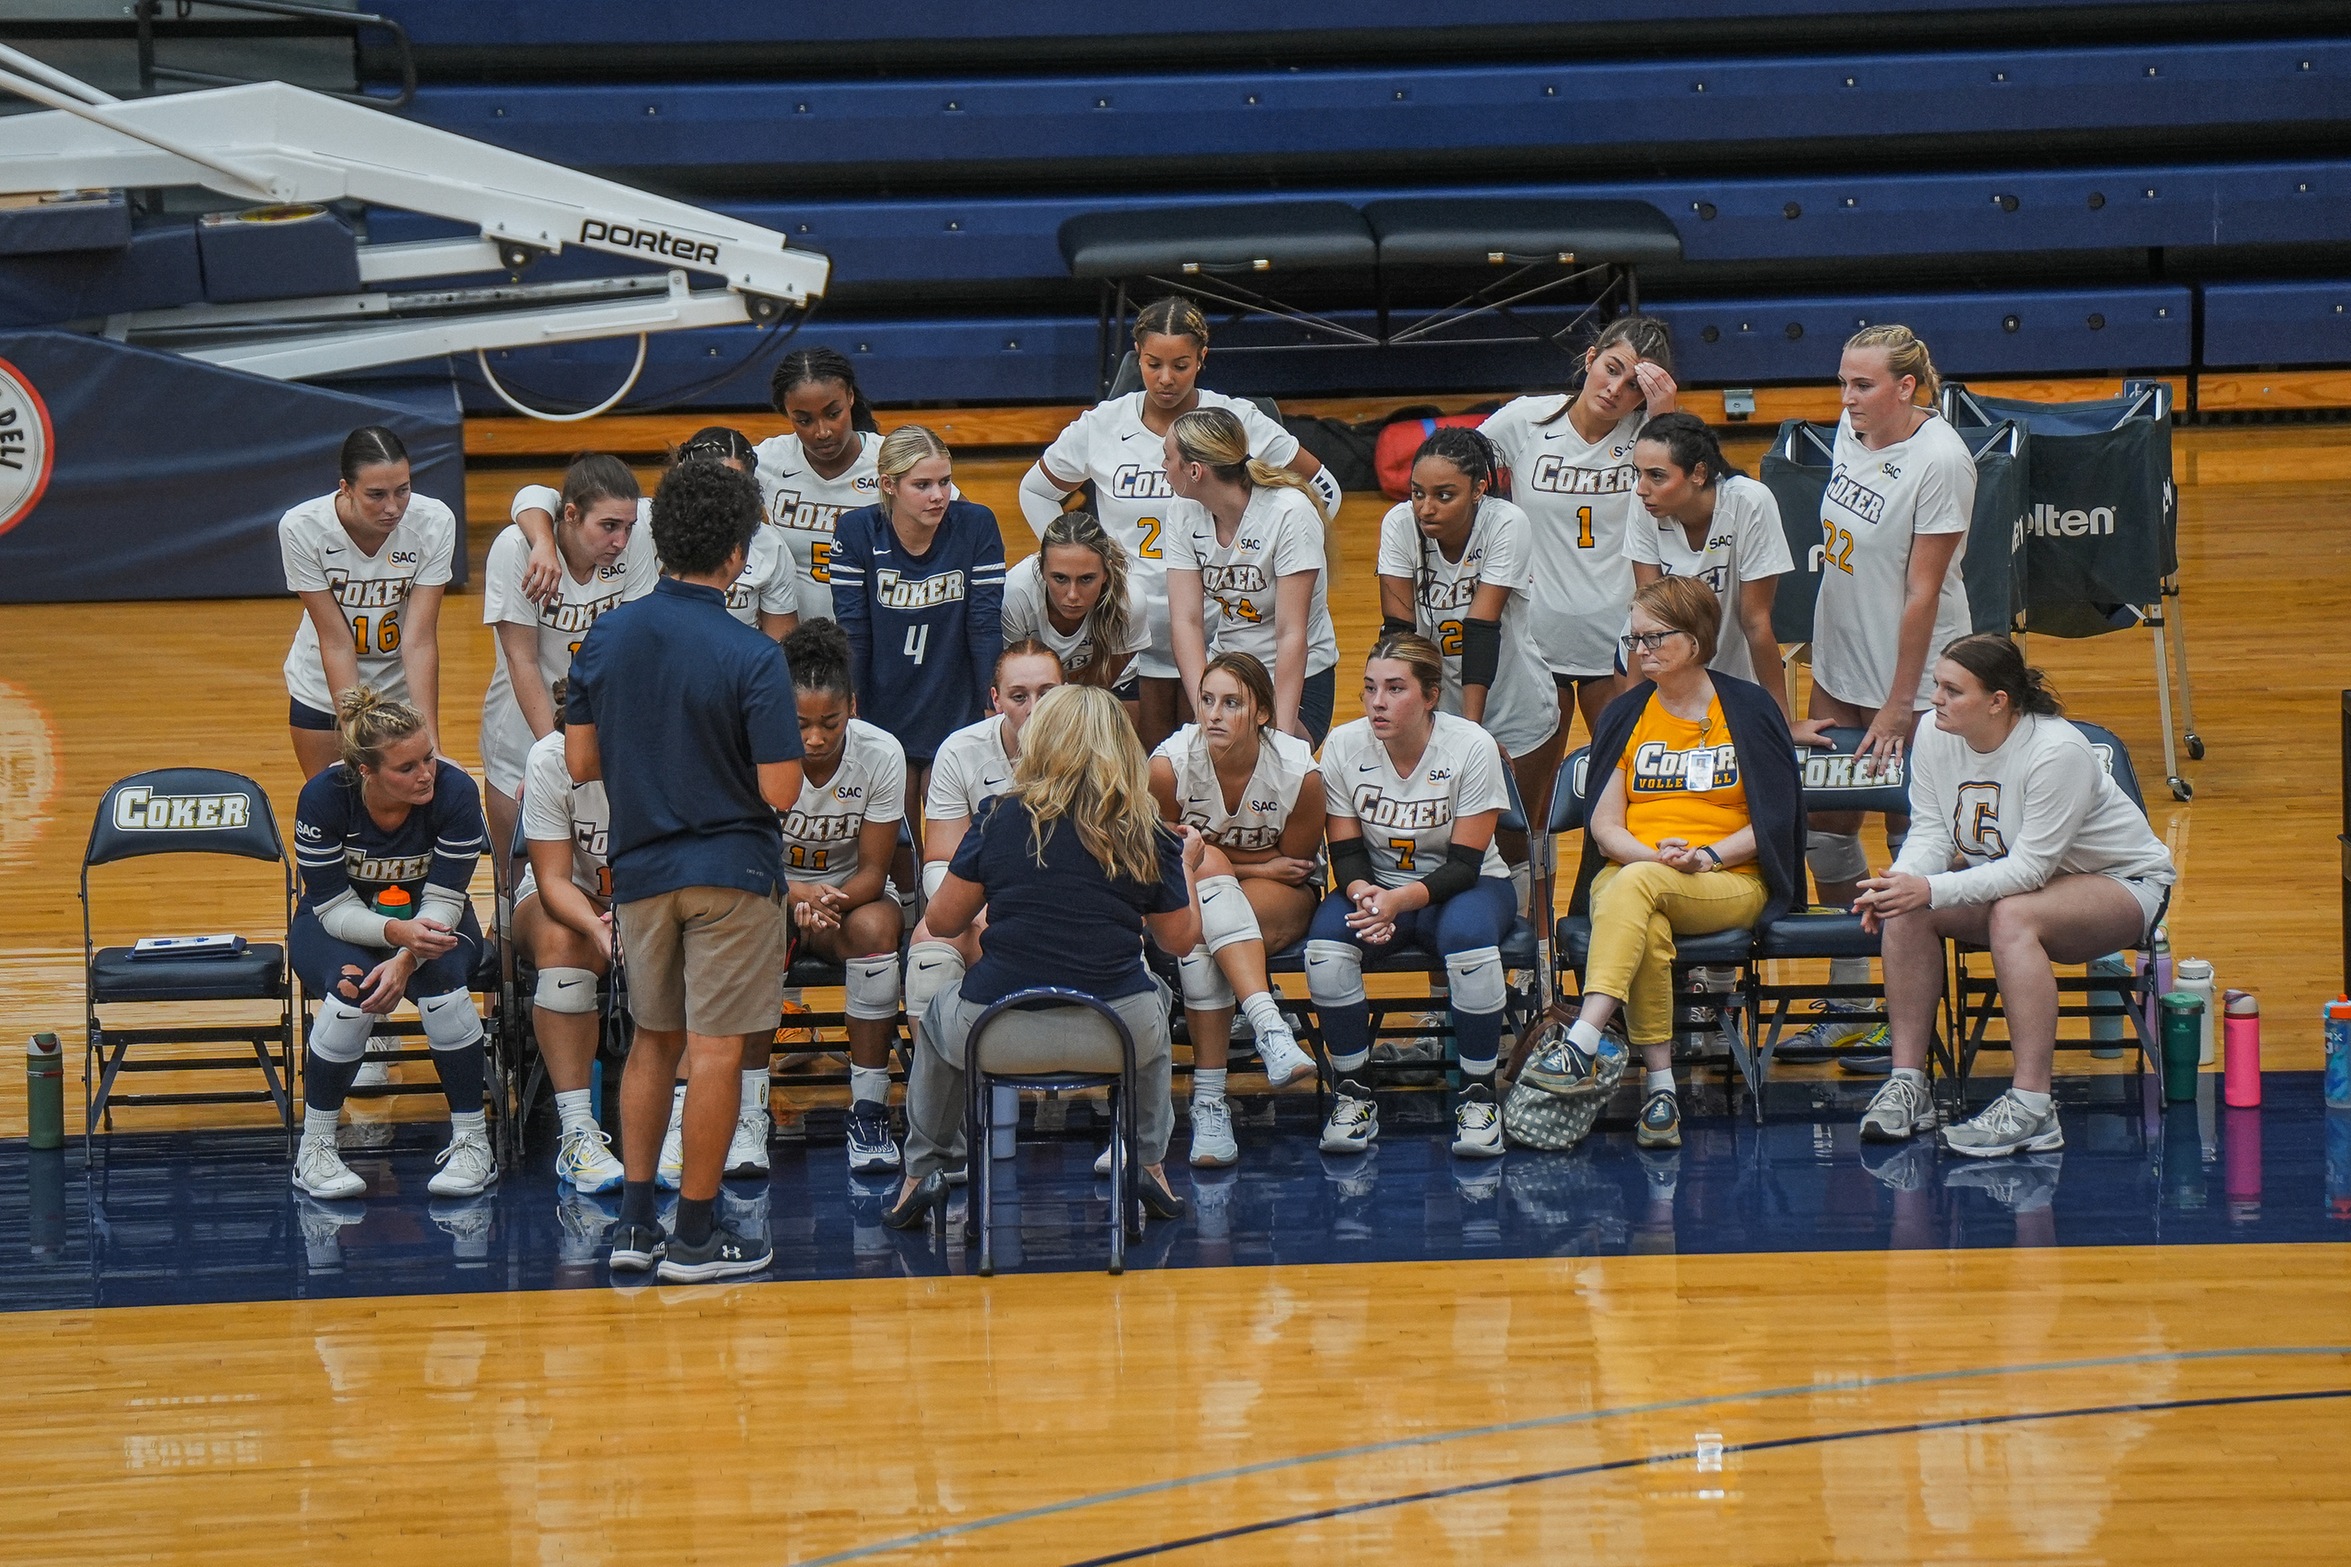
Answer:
[{"left": 4, "top": 1072, "right": 2345, "bottom": 1314}]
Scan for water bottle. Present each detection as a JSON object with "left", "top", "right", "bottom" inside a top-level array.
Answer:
[
  {"left": 2223, "top": 991, "right": 2261, "bottom": 1108},
  {"left": 2139, "top": 925, "right": 2173, "bottom": 1043},
  {"left": 25, "top": 1032, "right": 64, "bottom": 1151},
  {"left": 2329, "top": 1109, "right": 2351, "bottom": 1222},
  {"left": 2224, "top": 1106, "right": 2262, "bottom": 1224},
  {"left": 372, "top": 884, "right": 415, "bottom": 922},
  {"left": 2175, "top": 959, "right": 2216, "bottom": 1066},
  {"left": 2087, "top": 953, "right": 2130, "bottom": 1059},
  {"left": 2325, "top": 997, "right": 2351, "bottom": 1111},
  {"left": 2159, "top": 992, "right": 2203, "bottom": 1103}
]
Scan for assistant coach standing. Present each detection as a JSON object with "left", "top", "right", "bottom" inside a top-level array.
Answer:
[{"left": 566, "top": 458, "right": 804, "bottom": 1285}]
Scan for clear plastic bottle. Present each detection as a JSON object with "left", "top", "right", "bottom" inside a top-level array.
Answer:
[{"left": 2175, "top": 958, "right": 2216, "bottom": 1066}]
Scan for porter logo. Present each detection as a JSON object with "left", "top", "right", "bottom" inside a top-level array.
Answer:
[{"left": 0, "top": 357, "right": 54, "bottom": 539}]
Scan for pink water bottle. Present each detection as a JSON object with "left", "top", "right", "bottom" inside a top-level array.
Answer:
[{"left": 2223, "top": 990, "right": 2261, "bottom": 1108}]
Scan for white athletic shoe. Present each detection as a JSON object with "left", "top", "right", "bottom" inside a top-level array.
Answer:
[
  {"left": 1779, "top": 1000, "right": 1877, "bottom": 1062},
  {"left": 292, "top": 1134, "right": 365, "bottom": 1199},
  {"left": 555, "top": 1123, "right": 625, "bottom": 1193},
  {"left": 428, "top": 1128, "right": 498, "bottom": 1197},
  {"left": 1189, "top": 1098, "right": 1239, "bottom": 1168},
  {"left": 1941, "top": 1091, "right": 2065, "bottom": 1160},
  {"left": 1451, "top": 1084, "right": 1505, "bottom": 1160},
  {"left": 1251, "top": 1018, "right": 1314, "bottom": 1089},
  {"left": 656, "top": 1109, "right": 685, "bottom": 1190},
  {"left": 726, "top": 1106, "right": 772, "bottom": 1179},
  {"left": 1093, "top": 1142, "right": 1114, "bottom": 1178},
  {"left": 1859, "top": 1074, "right": 1942, "bottom": 1143},
  {"left": 350, "top": 1057, "right": 391, "bottom": 1090},
  {"left": 1318, "top": 1080, "right": 1379, "bottom": 1155}
]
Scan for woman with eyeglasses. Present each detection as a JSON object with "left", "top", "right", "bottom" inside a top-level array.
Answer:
[{"left": 1526, "top": 575, "right": 1805, "bottom": 1151}]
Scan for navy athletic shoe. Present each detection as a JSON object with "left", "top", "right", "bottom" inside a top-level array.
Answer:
[
  {"left": 608, "top": 1220, "right": 665, "bottom": 1274},
  {"left": 657, "top": 1223, "right": 772, "bottom": 1283}
]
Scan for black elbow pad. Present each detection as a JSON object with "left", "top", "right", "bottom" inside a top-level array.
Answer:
[{"left": 1460, "top": 617, "right": 1502, "bottom": 689}]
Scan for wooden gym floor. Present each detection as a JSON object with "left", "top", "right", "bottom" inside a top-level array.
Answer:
[{"left": 0, "top": 423, "right": 2347, "bottom": 1562}]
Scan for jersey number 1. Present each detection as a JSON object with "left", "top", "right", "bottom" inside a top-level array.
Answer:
[
  {"left": 1576, "top": 506, "right": 1595, "bottom": 550},
  {"left": 903, "top": 623, "right": 931, "bottom": 665}
]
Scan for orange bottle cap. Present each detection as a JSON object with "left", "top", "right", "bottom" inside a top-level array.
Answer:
[{"left": 379, "top": 887, "right": 413, "bottom": 904}]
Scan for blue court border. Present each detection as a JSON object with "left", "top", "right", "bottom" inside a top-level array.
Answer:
[{"left": 793, "top": 1345, "right": 2351, "bottom": 1565}]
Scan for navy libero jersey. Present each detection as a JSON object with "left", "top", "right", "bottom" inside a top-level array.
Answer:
[
  {"left": 831, "top": 499, "right": 1005, "bottom": 761},
  {"left": 949, "top": 794, "right": 1187, "bottom": 1004},
  {"left": 566, "top": 577, "right": 804, "bottom": 903},
  {"left": 293, "top": 759, "right": 486, "bottom": 916}
]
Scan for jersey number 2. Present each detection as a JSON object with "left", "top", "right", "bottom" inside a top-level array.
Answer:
[
  {"left": 1134, "top": 518, "right": 1163, "bottom": 560},
  {"left": 903, "top": 623, "right": 931, "bottom": 665}
]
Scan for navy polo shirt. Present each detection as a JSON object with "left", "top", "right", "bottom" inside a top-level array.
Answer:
[
  {"left": 950, "top": 794, "right": 1188, "bottom": 1004},
  {"left": 566, "top": 577, "right": 803, "bottom": 903}
]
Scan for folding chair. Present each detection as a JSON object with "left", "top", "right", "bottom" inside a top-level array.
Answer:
[{"left": 82, "top": 768, "right": 295, "bottom": 1143}]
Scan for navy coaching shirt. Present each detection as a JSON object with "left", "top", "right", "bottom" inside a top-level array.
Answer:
[
  {"left": 566, "top": 577, "right": 803, "bottom": 903},
  {"left": 949, "top": 794, "right": 1187, "bottom": 1004}
]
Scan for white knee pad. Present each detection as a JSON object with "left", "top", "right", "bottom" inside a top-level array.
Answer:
[
  {"left": 1304, "top": 939, "right": 1366, "bottom": 1009},
  {"left": 533, "top": 966, "right": 599, "bottom": 1015},
  {"left": 1196, "top": 874, "right": 1262, "bottom": 955},
  {"left": 902, "top": 940, "right": 964, "bottom": 1020},
  {"left": 417, "top": 988, "right": 483, "bottom": 1051},
  {"left": 1445, "top": 946, "right": 1508, "bottom": 1016},
  {"left": 1178, "top": 945, "right": 1236, "bottom": 1010},
  {"left": 844, "top": 952, "right": 902, "bottom": 1022},
  {"left": 920, "top": 859, "right": 950, "bottom": 902},
  {"left": 308, "top": 992, "right": 374, "bottom": 1063},
  {"left": 1807, "top": 830, "right": 1869, "bottom": 884}
]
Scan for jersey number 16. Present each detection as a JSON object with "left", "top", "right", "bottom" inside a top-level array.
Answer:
[{"left": 350, "top": 611, "right": 401, "bottom": 655}]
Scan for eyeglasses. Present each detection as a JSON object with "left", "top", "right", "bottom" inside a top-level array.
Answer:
[{"left": 1620, "top": 630, "right": 1691, "bottom": 654}]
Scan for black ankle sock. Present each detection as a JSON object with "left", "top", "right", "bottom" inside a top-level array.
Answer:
[
  {"left": 618, "top": 1180, "right": 656, "bottom": 1229},
  {"left": 1462, "top": 1069, "right": 1497, "bottom": 1097},
  {"left": 676, "top": 1195, "right": 715, "bottom": 1246}
]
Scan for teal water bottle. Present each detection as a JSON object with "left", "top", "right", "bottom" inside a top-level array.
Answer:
[
  {"left": 2159, "top": 993, "right": 2203, "bottom": 1103},
  {"left": 25, "top": 1032, "right": 64, "bottom": 1151},
  {"left": 372, "top": 884, "right": 415, "bottom": 923},
  {"left": 2325, "top": 997, "right": 2351, "bottom": 1111}
]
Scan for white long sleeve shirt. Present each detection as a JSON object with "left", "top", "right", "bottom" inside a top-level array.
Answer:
[{"left": 1891, "top": 712, "right": 2174, "bottom": 907}]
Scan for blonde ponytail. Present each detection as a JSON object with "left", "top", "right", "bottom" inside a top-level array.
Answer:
[{"left": 1169, "top": 406, "right": 1328, "bottom": 522}]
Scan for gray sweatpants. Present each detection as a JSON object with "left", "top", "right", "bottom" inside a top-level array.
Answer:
[{"left": 904, "top": 977, "right": 1174, "bottom": 1179}]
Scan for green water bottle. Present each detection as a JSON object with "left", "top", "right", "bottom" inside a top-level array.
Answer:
[
  {"left": 2159, "top": 993, "right": 2204, "bottom": 1103},
  {"left": 372, "top": 884, "right": 415, "bottom": 923},
  {"left": 26, "top": 1032, "right": 64, "bottom": 1150}
]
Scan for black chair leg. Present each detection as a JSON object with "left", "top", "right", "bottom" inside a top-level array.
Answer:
[
  {"left": 973, "top": 1068, "right": 993, "bottom": 1276},
  {"left": 1107, "top": 1080, "right": 1126, "bottom": 1276}
]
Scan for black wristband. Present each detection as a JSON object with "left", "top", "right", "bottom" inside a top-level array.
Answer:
[
  {"left": 1460, "top": 616, "right": 1502, "bottom": 689},
  {"left": 1416, "top": 840, "right": 1487, "bottom": 904},
  {"left": 1330, "top": 835, "right": 1376, "bottom": 893}
]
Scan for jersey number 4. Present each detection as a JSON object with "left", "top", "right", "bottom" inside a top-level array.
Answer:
[
  {"left": 903, "top": 623, "right": 931, "bottom": 665},
  {"left": 350, "top": 611, "right": 401, "bottom": 654}
]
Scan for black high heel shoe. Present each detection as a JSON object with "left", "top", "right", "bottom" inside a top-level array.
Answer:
[
  {"left": 1136, "top": 1167, "right": 1188, "bottom": 1222},
  {"left": 882, "top": 1171, "right": 947, "bottom": 1230}
]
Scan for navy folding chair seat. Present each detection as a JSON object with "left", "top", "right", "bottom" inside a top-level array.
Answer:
[{"left": 82, "top": 768, "right": 296, "bottom": 1139}]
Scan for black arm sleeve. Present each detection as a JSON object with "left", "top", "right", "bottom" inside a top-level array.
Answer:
[
  {"left": 1460, "top": 617, "right": 1502, "bottom": 689},
  {"left": 1416, "top": 840, "right": 1488, "bottom": 904},
  {"left": 1380, "top": 614, "right": 1415, "bottom": 638},
  {"left": 1330, "top": 835, "right": 1376, "bottom": 891}
]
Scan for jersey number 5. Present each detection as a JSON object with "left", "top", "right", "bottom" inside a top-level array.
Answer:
[
  {"left": 903, "top": 623, "right": 931, "bottom": 665},
  {"left": 1388, "top": 837, "right": 1417, "bottom": 872},
  {"left": 350, "top": 611, "right": 401, "bottom": 655}
]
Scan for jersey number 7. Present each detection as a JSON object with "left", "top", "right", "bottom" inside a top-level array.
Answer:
[{"left": 1388, "top": 837, "right": 1417, "bottom": 872}]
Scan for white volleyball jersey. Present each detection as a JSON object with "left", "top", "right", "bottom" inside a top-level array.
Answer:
[
  {"left": 752, "top": 429, "right": 883, "bottom": 623},
  {"left": 278, "top": 491, "right": 458, "bottom": 711},
  {"left": 1038, "top": 390, "right": 1300, "bottom": 677},
  {"left": 1321, "top": 712, "right": 1511, "bottom": 888},
  {"left": 1479, "top": 396, "right": 1643, "bottom": 677},
  {"left": 1812, "top": 412, "right": 1975, "bottom": 711},
  {"left": 999, "top": 552, "right": 1150, "bottom": 680},
  {"left": 515, "top": 728, "right": 611, "bottom": 907},
  {"left": 513, "top": 483, "right": 796, "bottom": 630},
  {"left": 1624, "top": 474, "right": 1796, "bottom": 686},
  {"left": 1891, "top": 713, "right": 2174, "bottom": 907},
  {"left": 1164, "top": 484, "right": 1338, "bottom": 677},
  {"left": 780, "top": 718, "right": 907, "bottom": 886},
  {"left": 1375, "top": 495, "right": 1560, "bottom": 758},
  {"left": 925, "top": 714, "right": 1015, "bottom": 822},
  {"left": 1153, "top": 723, "right": 1318, "bottom": 853},
  {"left": 479, "top": 516, "right": 657, "bottom": 793}
]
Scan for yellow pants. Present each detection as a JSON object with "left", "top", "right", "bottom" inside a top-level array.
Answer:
[{"left": 1584, "top": 862, "right": 1769, "bottom": 1046}]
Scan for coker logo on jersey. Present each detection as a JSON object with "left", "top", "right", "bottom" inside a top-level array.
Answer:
[
  {"left": 874, "top": 569, "right": 966, "bottom": 609},
  {"left": 782, "top": 807, "right": 866, "bottom": 842},
  {"left": 543, "top": 589, "right": 626, "bottom": 633},
  {"left": 1526, "top": 452, "right": 1635, "bottom": 494},
  {"left": 345, "top": 849, "right": 434, "bottom": 884},
  {"left": 1825, "top": 470, "right": 1888, "bottom": 525},
  {"left": 1108, "top": 465, "right": 1176, "bottom": 500},
  {"left": 1351, "top": 788, "right": 1455, "bottom": 830},
  {"left": 0, "top": 356, "right": 54, "bottom": 540},
  {"left": 325, "top": 569, "right": 414, "bottom": 610}
]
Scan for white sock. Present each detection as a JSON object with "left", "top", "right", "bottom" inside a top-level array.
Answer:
[
  {"left": 1568, "top": 1018, "right": 1606, "bottom": 1054},
  {"left": 449, "top": 1109, "right": 487, "bottom": 1139},
  {"left": 1892, "top": 1066, "right": 1928, "bottom": 1088},
  {"left": 1241, "top": 992, "right": 1286, "bottom": 1038},
  {"left": 669, "top": 1082, "right": 687, "bottom": 1119},
  {"left": 1829, "top": 958, "right": 1872, "bottom": 989},
  {"left": 554, "top": 1089, "right": 595, "bottom": 1133},
  {"left": 2010, "top": 1088, "right": 2053, "bottom": 1114},
  {"left": 742, "top": 1067, "right": 771, "bottom": 1114},
  {"left": 1645, "top": 1069, "right": 1676, "bottom": 1096},
  {"left": 1193, "top": 1067, "right": 1228, "bottom": 1106},
  {"left": 303, "top": 1104, "right": 339, "bottom": 1142},
  {"left": 849, "top": 1065, "right": 891, "bottom": 1108}
]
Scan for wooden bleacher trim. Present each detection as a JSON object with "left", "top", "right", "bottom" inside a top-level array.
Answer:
[{"left": 2197, "top": 370, "right": 2351, "bottom": 412}]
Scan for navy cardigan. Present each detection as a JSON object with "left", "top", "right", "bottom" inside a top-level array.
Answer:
[{"left": 1567, "top": 674, "right": 1808, "bottom": 929}]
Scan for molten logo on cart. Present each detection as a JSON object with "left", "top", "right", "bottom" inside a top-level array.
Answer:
[{"left": 0, "top": 356, "right": 55, "bottom": 539}]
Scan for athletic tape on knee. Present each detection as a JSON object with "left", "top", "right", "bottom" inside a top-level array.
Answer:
[
  {"left": 1179, "top": 945, "right": 1236, "bottom": 1010},
  {"left": 417, "top": 988, "right": 483, "bottom": 1051},
  {"left": 1304, "top": 939, "right": 1366, "bottom": 1009},
  {"left": 921, "top": 859, "right": 950, "bottom": 902},
  {"left": 902, "top": 941, "right": 964, "bottom": 1018},
  {"left": 307, "top": 993, "right": 374, "bottom": 1064},
  {"left": 844, "top": 952, "right": 902, "bottom": 1021},
  {"left": 1196, "top": 875, "right": 1261, "bottom": 955},
  {"left": 1445, "top": 946, "right": 1508, "bottom": 1016},
  {"left": 533, "top": 966, "right": 599, "bottom": 1015},
  {"left": 1807, "top": 830, "right": 1869, "bottom": 884}
]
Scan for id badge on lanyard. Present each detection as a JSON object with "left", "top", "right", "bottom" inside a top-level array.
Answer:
[{"left": 1684, "top": 745, "right": 1717, "bottom": 793}]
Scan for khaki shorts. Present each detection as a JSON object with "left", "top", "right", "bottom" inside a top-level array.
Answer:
[{"left": 615, "top": 885, "right": 784, "bottom": 1037}]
